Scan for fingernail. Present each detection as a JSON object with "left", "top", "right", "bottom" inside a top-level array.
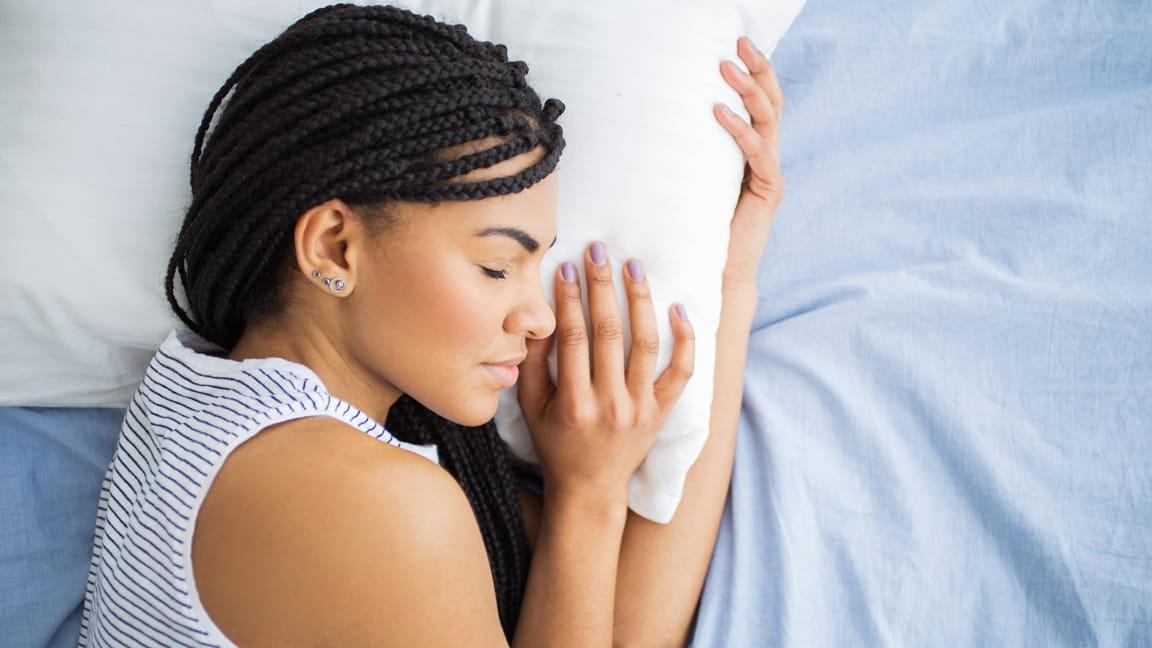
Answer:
[
  {"left": 720, "top": 103, "right": 734, "bottom": 116},
  {"left": 674, "top": 303, "right": 688, "bottom": 321},
  {"left": 746, "top": 36, "right": 761, "bottom": 55},
  {"left": 561, "top": 261, "right": 577, "bottom": 283},
  {"left": 590, "top": 241, "right": 607, "bottom": 265},
  {"left": 626, "top": 258, "right": 644, "bottom": 282}
]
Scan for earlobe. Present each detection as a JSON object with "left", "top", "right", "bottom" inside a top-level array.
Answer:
[{"left": 311, "top": 269, "right": 349, "bottom": 295}]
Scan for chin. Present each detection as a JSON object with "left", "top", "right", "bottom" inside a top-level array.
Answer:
[
  {"left": 425, "top": 387, "right": 501, "bottom": 428},
  {"left": 455, "top": 396, "right": 501, "bottom": 428}
]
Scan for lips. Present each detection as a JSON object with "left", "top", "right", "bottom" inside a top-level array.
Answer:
[
  {"left": 482, "top": 363, "right": 520, "bottom": 388},
  {"left": 488, "top": 353, "right": 527, "bottom": 366},
  {"left": 481, "top": 351, "right": 526, "bottom": 388}
]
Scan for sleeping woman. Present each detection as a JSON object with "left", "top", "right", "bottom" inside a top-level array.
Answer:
[{"left": 78, "top": 3, "right": 784, "bottom": 646}]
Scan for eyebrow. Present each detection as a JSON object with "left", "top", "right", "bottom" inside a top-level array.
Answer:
[{"left": 474, "top": 227, "right": 557, "bottom": 253}]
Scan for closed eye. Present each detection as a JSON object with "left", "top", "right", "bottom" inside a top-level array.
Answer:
[{"left": 480, "top": 266, "right": 508, "bottom": 280}]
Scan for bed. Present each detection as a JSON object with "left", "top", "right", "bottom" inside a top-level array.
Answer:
[
  {"left": 687, "top": 0, "right": 1152, "bottom": 645},
  {"left": 2, "top": 0, "right": 1149, "bottom": 645}
]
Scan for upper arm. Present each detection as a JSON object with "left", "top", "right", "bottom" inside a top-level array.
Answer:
[{"left": 192, "top": 416, "right": 509, "bottom": 647}]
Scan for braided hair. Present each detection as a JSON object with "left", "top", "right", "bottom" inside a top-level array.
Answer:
[{"left": 162, "top": 3, "right": 565, "bottom": 639}]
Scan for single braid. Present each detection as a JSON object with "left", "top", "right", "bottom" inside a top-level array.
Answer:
[{"left": 163, "top": 4, "right": 565, "bottom": 640}]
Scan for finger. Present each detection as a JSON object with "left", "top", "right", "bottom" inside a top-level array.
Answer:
[
  {"left": 719, "top": 57, "right": 778, "bottom": 149},
  {"left": 622, "top": 258, "right": 659, "bottom": 395},
  {"left": 713, "top": 102, "right": 775, "bottom": 182},
  {"left": 738, "top": 37, "right": 783, "bottom": 122},
  {"left": 653, "top": 304, "right": 695, "bottom": 412},
  {"left": 517, "top": 333, "right": 554, "bottom": 414},
  {"left": 552, "top": 261, "right": 593, "bottom": 394},
  {"left": 583, "top": 241, "right": 626, "bottom": 392}
]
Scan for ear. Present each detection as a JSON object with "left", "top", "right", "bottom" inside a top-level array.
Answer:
[{"left": 292, "top": 198, "right": 365, "bottom": 297}]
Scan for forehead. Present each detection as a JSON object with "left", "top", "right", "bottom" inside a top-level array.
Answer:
[{"left": 447, "top": 169, "right": 557, "bottom": 238}]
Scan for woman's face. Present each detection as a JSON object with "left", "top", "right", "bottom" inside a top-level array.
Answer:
[{"left": 328, "top": 139, "right": 558, "bottom": 427}]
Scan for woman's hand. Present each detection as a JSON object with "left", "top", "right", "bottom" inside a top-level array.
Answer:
[
  {"left": 517, "top": 244, "right": 695, "bottom": 506},
  {"left": 714, "top": 36, "right": 786, "bottom": 290},
  {"left": 610, "top": 39, "right": 786, "bottom": 647}
]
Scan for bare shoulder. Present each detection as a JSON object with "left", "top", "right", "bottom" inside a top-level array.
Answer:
[{"left": 192, "top": 415, "right": 508, "bottom": 647}]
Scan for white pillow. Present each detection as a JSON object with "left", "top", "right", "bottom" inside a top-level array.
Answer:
[{"left": 0, "top": 0, "right": 806, "bottom": 523}]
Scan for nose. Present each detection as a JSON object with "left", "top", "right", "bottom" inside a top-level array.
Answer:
[{"left": 506, "top": 275, "right": 556, "bottom": 341}]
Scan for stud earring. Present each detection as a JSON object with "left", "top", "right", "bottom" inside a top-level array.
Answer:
[
  {"left": 313, "top": 270, "right": 346, "bottom": 294},
  {"left": 322, "top": 276, "right": 346, "bottom": 293}
]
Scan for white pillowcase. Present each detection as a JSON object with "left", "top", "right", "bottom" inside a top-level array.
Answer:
[
  {"left": 398, "top": 0, "right": 807, "bottom": 523},
  {"left": 0, "top": 0, "right": 806, "bottom": 523}
]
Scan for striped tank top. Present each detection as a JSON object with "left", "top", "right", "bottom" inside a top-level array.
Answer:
[{"left": 78, "top": 327, "right": 441, "bottom": 647}]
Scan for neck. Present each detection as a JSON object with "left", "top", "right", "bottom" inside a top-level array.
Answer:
[{"left": 226, "top": 317, "right": 402, "bottom": 425}]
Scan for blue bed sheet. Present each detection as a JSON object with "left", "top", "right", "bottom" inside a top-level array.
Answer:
[
  {"left": 0, "top": 408, "right": 121, "bottom": 648},
  {"left": 689, "top": 0, "right": 1152, "bottom": 646}
]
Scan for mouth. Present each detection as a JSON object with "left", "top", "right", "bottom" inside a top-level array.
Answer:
[
  {"left": 481, "top": 363, "right": 520, "bottom": 388},
  {"left": 481, "top": 352, "right": 526, "bottom": 389}
]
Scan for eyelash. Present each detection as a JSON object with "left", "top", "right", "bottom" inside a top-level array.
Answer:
[{"left": 481, "top": 266, "right": 508, "bottom": 280}]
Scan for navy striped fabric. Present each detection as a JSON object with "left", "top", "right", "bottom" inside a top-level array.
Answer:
[{"left": 78, "top": 328, "right": 440, "bottom": 647}]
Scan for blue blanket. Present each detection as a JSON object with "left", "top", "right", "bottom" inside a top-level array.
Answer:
[
  {"left": 689, "top": 0, "right": 1152, "bottom": 645},
  {"left": 0, "top": 408, "right": 121, "bottom": 647}
]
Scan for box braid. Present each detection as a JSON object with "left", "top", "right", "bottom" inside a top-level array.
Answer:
[{"left": 162, "top": 3, "right": 565, "bottom": 640}]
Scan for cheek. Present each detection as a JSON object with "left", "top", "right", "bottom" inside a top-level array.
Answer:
[
  {"left": 353, "top": 256, "right": 507, "bottom": 426},
  {"left": 406, "top": 265, "right": 502, "bottom": 356}
]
